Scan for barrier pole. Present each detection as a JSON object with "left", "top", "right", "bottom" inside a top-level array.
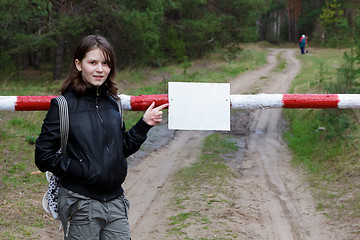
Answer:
[{"left": 1, "top": 94, "right": 360, "bottom": 111}]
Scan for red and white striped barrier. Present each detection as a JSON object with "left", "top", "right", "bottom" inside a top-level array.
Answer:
[
  {"left": 119, "top": 94, "right": 168, "bottom": 111},
  {"left": 230, "top": 94, "right": 360, "bottom": 109},
  {"left": 0, "top": 96, "right": 58, "bottom": 111},
  {"left": 0, "top": 94, "right": 168, "bottom": 111},
  {"left": 1, "top": 94, "right": 360, "bottom": 111}
]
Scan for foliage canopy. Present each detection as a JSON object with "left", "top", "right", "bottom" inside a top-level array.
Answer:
[{"left": 0, "top": 0, "right": 359, "bottom": 78}]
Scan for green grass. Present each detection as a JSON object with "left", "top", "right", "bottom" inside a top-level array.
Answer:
[
  {"left": 273, "top": 52, "right": 287, "bottom": 72},
  {"left": 288, "top": 48, "right": 347, "bottom": 94},
  {"left": 167, "top": 133, "right": 239, "bottom": 239},
  {"left": 283, "top": 48, "right": 360, "bottom": 222},
  {"left": 173, "top": 134, "right": 237, "bottom": 193}
]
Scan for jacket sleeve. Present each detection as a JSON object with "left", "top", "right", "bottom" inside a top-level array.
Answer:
[
  {"left": 122, "top": 117, "right": 152, "bottom": 158},
  {"left": 35, "top": 98, "right": 72, "bottom": 177}
]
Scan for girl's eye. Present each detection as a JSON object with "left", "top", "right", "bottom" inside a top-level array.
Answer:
[
  {"left": 90, "top": 61, "right": 96, "bottom": 64},
  {"left": 103, "top": 62, "right": 108, "bottom": 65}
]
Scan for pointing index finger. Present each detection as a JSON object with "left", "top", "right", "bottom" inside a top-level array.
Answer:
[{"left": 154, "top": 103, "right": 169, "bottom": 111}]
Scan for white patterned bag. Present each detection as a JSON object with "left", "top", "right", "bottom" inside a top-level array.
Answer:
[{"left": 42, "top": 172, "right": 61, "bottom": 219}]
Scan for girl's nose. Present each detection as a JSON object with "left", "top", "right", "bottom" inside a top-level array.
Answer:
[{"left": 96, "top": 63, "right": 103, "bottom": 72}]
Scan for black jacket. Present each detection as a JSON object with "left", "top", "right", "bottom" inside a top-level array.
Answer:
[{"left": 35, "top": 86, "right": 152, "bottom": 201}]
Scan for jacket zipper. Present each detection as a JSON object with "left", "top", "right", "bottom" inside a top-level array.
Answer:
[
  {"left": 95, "top": 89, "right": 113, "bottom": 196},
  {"left": 95, "top": 91, "right": 112, "bottom": 158}
]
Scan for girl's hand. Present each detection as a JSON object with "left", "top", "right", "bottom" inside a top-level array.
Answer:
[{"left": 143, "top": 102, "right": 169, "bottom": 126}]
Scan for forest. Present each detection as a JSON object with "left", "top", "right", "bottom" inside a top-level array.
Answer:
[
  {"left": 1, "top": 1, "right": 360, "bottom": 239},
  {"left": 1, "top": 0, "right": 359, "bottom": 80}
]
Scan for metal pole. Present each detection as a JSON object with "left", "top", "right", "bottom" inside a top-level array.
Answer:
[{"left": 2, "top": 94, "right": 360, "bottom": 111}]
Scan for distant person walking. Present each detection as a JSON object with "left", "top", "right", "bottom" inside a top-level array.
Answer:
[{"left": 299, "top": 34, "right": 307, "bottom": 55}]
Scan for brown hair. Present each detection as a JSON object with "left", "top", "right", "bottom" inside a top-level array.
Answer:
[{"left": 60, "top": 35, "right": 118, "bottom": 99}]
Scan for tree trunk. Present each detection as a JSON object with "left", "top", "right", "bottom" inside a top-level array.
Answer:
[
  {"left": 30, "top": 50, "right": 40, "bottom": 70},
  {"left": 53, "top": 36, "right": 64, "bottom": 80},
  {"left": 287, "top": 0, "right": 302, "bottom": 42},
  {"left": 22, "top": 52, "right": 29, "bottom": 70},
  {"left": 287, "top": 5, "right": 292, "bottom": 42},
  {"left": 53, "top": 0, "right": 67, "bottom": 80}
]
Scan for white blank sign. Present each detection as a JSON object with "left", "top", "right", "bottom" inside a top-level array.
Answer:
[{"left": 168, "top": 82, "right": 230, "bottom": 131}]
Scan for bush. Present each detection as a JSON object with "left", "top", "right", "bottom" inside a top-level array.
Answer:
[{"left": 0, "top": 49, "right": 16, "bottom": 76}]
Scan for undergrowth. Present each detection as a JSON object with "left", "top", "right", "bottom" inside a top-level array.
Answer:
[{"left": 284, "top": 48, "right": 360, "bottom": 223}]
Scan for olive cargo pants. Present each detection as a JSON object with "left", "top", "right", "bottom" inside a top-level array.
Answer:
[{"left": 58, "top": 187, "right": 131, "bottom": 240}]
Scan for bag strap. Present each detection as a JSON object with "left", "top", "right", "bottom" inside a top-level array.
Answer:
[
  {"left": 54, "top": 96, "right": 69, "bottom": 156},
  {"left": 116, "top": 97, "right": 124, "bottom": 129}
]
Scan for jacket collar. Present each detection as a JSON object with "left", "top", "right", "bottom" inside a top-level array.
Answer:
[
  {"left": 86, "top": 85, "right": 107, "bottom": 97},
  {"left": 67, "top": 84, "right": 108, "bottom": 98}
]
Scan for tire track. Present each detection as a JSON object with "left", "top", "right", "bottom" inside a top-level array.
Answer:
[{"left": 240, "top": 49, "right": 342, "bottom": 239}]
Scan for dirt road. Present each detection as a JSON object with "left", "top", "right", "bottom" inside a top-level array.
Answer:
[
  {"left": 39, "top": 48, "right": 351, "bottom": 239},
  {"left": 124, "top": 49, "right": 349, "bottom": 239}
]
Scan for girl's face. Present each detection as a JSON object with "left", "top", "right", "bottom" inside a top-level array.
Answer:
[{"left": 75, "top": 48, "right": 111, "bottom": 87}]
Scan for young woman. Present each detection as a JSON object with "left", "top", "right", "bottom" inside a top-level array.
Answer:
[{"left": 35, "top": 35, "right": 168, "bottom": 239}]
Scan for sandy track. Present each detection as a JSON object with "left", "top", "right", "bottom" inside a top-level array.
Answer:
[
  {"left": 39, "top": 49, "right": 351, "bottom": 239},
  {"left": 228, "top": 49, "right": 344, "bottom": 239},
  {"left": 124, "top": 130, "right": 211, "bottom": 238},
  {"left": 125, "top": 49, "right": 350, "bottom": 239}
]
